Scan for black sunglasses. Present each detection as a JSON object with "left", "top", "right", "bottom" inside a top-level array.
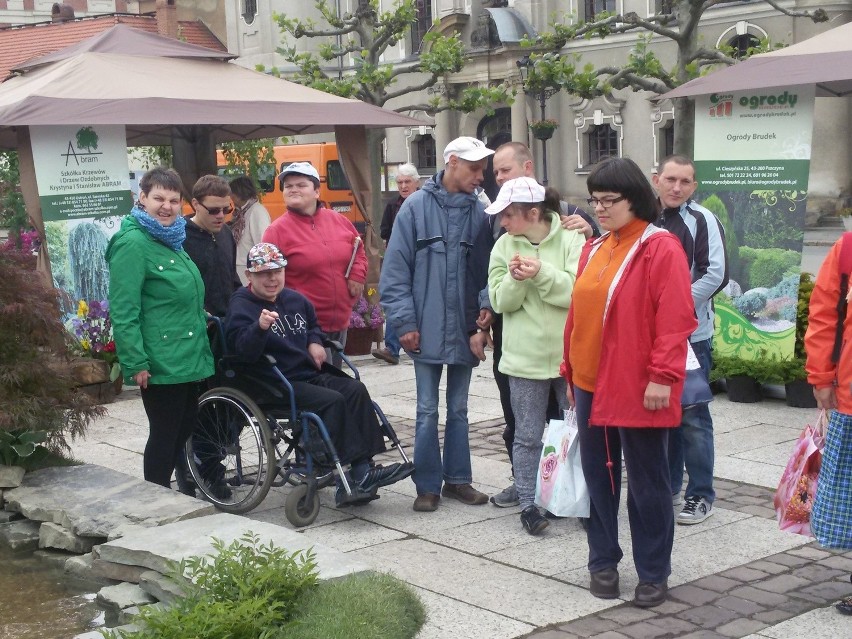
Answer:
[{"left": 198, "top": 201, "right": 234, "bottom": 216}]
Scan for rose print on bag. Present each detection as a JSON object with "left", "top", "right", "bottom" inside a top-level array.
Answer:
[{"left": 539, "top": 447, "right": 559, "bottom": 505}]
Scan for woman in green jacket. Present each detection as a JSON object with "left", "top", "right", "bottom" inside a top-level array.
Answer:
[
  {"left": 105, "top": 167, "right": 214, "bottom": 489},
  {"left": 487, "top": 176, "right": 585, "bottom": 535}
]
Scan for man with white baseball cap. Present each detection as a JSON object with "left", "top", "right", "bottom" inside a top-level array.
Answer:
[
  {"left": 263, "top": 161, "right": 367, "bottom": 368},
  {"left": 380, "top": 136, "right": 495, "bottom": 512}
]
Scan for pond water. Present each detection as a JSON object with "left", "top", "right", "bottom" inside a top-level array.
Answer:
[{"left": 0, "top": 548, "right": 104, "bottom": 639}]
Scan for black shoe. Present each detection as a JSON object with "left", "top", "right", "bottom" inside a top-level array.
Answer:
[
  {"left": 589, "top": 568, "right": 619, "bottom": 599},
  {"left": 837, "top": 595, "right": 852, "bottom": 615},
  {"left": 209, "top": 479, "right": 232, "bottom": 500},
  {"left": 375, "top": 462, "right": 414, "bottom": 488},
  {"left": 358, "top": 463, "right": 403, "bottom": 492},
  {"left": 174, "top": 470, "right": 197, "bottom": 497},
  {"left": 335, "top": 483, "right": 379, "bottom": 507},
  {"left": 634, "top": 581, "right": 668, "bottom": 608},
  {"left": 520, "top": 505, "right": 549, "bottom": 536}
]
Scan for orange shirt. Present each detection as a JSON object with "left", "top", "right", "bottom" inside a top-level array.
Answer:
[{"left": 570, "top": 218, "right": 649, "bottom": 391}]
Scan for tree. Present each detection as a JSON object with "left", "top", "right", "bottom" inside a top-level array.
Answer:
[
  {"left": 267, "top": 0, "right": 512, "bottom": 274},
  {"left": 76, "top": 126, "right": 99, "bottom": 153},
  {"left": 523, "top": 1, "right": 828, "bottom": 155}
]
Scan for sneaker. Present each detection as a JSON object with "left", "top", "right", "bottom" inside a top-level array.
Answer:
[
  {"left": 672, "top": 492, "right": 683, "bottom": 506},
  {"left": 371, "top": 348, "right": 399, "bottom": 365},
  {"left": 441, "top": 483, "right": 488, "bottom": 505},
  {"left": 357, "top": 463, "right": 402, "bottom": 492},
  {"left": 520, "top": 505, "right": 549, "bottom": 535},
  {"left": 335, "top": 484, "right": 379, "bottom": 507},
  {"left": 677, "top": 496, "right": 713, "bottom": 525},
  {"left": 490, "top": 483, "right": 520, "bottom": 508}
]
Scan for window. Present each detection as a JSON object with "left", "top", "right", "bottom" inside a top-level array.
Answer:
[
  {"left": 326, "top": 161, "right": 351, "bottom": 191},
  {"left": 411, "top": 0, "right": 433, "bottom": 55},
  {"left": 241, "top": 0, "right": 257, "bottom": 25},
  {"left": 654, "top": 0, "right": 673, "bottom": 15},
  {"left": 415, "top": 135, "right": 436, "bottom": 170},
  {"left": 585, "top": 0, "right": 616, "bottom": 21},
  {"left": 587, "top": 125, "right": 619, "bottom": 165},
  {"left": 218, "top": 164, "right": 275, "bottom": 194},
  {"left": 727, "top": 33, "right": 761, "bottom": 59},
  {"left": 661, "top": 122, "right": 674, "bottom": 160}
]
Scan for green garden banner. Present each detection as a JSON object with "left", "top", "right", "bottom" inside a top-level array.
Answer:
[
  {"left": 693, "top": 85, "right": 815, "bottom": 360},
  {"left": 30, "top": 125, "right": 132, "bottom": 316}
]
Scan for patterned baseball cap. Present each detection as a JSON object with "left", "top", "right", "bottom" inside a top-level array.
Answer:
[{"left": 246, "top": 242, "right": 288, "bottom": 272}]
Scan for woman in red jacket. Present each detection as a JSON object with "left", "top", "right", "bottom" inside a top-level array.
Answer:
[{"left": 562, "top": 157, "right": 696, "bottom": 608}]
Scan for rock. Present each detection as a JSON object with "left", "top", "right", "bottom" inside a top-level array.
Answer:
[
  {"left": 0, "top": 518, "right": 40, "bottom": 551},
  {"left": 96, "top": 582, "right": 156, "bottom": 611},
  {"left": 0, "top": 465, "right": 25, "bottom": 488},
  {"left": 91, "top": 558, "right": 149, "bottom": 583},
  {"left": 0, "top": 509, "right": 23, "bottom": 523},
  {"left": 33, "top": 548, "right": 76, "bottom": 568},
  {"left": 39, "top": 521, "right": 104, "bottom": 553},
  {"left": 65, "top": 552, "right": 120, "bottom": 586},
  {"left": 74, "top": 623, "right": 140, "bottom": 639},
  {"left": 97, "top": 512, "right": 371, "bottom": 581},
  {"left": 4, "top": 464, "right": 214, "bottom": 537},
  {"left": 139, "top": 570, "right": 187, "bottom": 605}
]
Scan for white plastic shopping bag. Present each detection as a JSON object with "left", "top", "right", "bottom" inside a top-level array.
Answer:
[{"left": 534, "top": 408, "right": 590, "bottom": 517}]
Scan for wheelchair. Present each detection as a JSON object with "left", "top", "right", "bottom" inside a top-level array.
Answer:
[{"left": 183, "top": 317, "right": 412, "bottom": 527}]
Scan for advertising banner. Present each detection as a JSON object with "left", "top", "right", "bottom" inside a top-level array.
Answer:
[
  {"left": 30, "top": 125, "right": 132, "bottom": 314},
  {"left": 693, "top": 85, "right": 814, "bottom": 359}
]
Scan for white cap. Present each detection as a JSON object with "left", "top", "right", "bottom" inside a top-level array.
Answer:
[
  {"left": 442, "top": 136, "right": 495, "bottom": 164},
  {"left": 485, "top": 177, "right": 545, "bottom": 215},
  {"left": 278, "top": 161, "right": 320, "bottom": 182}
]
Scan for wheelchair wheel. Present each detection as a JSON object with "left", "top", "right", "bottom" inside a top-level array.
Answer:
[
  {"left": 284, "top": 483, "right": 321, "bottom": 527},
  {"left": 187, "top": 387, "right": 275, "bottom": 514}
]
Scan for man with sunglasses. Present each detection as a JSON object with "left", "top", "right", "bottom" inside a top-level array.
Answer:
[{"left": 184, "top": 175, "right": 242, "bottom": 318}]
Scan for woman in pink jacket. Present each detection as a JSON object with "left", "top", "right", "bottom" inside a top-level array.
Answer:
[{"left": 562, "top": 157, "right": 696, "bottom": 608}]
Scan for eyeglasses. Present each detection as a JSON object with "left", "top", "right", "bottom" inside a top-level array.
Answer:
[
  {"left": 198, "top": 201, "right": 234, "bottom": 216},
  {"left": 586, "top": 196, "right": 626, "bottom": 209}
]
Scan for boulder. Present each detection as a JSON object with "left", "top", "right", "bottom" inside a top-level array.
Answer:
[
  {"left": 96, "top": 582, "right": 156, "bottom": 611},
  {"left": 91, "top": 558, "right": 149, "bottom": 584},
  {"left": 39, "top": 521, "right": 104, "bottom": 553},
  {"left": 0, "top": 465, "right": 25, "bottom": 488},
  {"left": 0, "top": 518, "right": 40, "bottom": 551},
  {"left": 139, "top": 570, "right": 187, "bottom": 605}
]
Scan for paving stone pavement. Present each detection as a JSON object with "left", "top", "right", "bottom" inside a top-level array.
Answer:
[{"left": 70, "top": 354, "right": 852, "bottom": 639}]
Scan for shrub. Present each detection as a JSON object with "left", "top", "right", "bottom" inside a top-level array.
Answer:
[
  {"left": 795, "top": 272, "right": 814, "bottom": 359},
  {"left": 733, "top": 289, "right": 767, "bottom": 318},
  {"left": 701, "top": 194, "right": 741, "bottom": 283},
  {"left": 747, "top": 248, "right": 800, "bottom": 289},
  {"left": 0, "top": 251, "right": 102, "bottom": 457}
]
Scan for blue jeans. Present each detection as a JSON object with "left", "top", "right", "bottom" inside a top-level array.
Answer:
[
  {"left": 384, "top": 318, "right": 401, "bottom": 357},
  {"left": 668, "top": 338, "right": 715, "bottom": 503},
  {"left": 412, "top": 361, "right": 473, "bottom": 495}
]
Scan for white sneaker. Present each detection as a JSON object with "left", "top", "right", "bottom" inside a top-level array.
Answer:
[{"left": 677, "top": 496, "right": 713, "bottom": 525}]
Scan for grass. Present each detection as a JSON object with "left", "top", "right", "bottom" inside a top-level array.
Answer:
[{"left": 280, "top": 572, "right": 425, "bottom": 639}]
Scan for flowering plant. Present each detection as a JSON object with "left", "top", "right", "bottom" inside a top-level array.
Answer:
[
  {"left": 349, "top": 288, "right": 384, "bottom": 329},
  {"left": 67, "top": 299, "right": 121, "bottom": 382},
  {"left": 529, "top": 119, "right": 559, "bottom": 135}
]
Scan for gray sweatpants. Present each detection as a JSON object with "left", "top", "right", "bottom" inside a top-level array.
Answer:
[{"left": 509, "top": 376, "right": 568, "bottom": 509}]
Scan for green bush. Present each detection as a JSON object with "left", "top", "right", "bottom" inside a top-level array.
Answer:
[
  {"left": 733, "top": 289, "right": 767, "bottom": 318},
  {"left": 795, "top": 272, "right": 814, "bottom": 359},
  {"left": 701, "top": 194, "right": 740, "bottom": 284},
  {"left": 740, "top": 247, "right": 800, "bottom": 289}
]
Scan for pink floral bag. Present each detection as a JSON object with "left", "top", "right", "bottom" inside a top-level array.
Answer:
[
  {"left": 535, "top": 408, "right": 590, "bottom": 518},
  {"left": 774, "top": 411, "right": 827, "bottom": 536}
]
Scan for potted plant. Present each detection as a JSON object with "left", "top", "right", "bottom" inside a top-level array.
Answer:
[
  {"left": 839, "top": 207, "right": 852, "bottom": 232},
  {"left": 345, "top": 288, "right": 384, "bottom": 356},
  {"left": 783, "top": 272, "right": 818, "bottom": 407},
  {"left": 712, "top": 354, "right": 763, "bottom": 403},
  {"left": 529, "top": 119, "right": 559, "bottom": 141},
  {"left": 66, "top": 299, "right": 122, "bottom": 402}
]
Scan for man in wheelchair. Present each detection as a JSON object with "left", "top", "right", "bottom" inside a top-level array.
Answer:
[{"left": 225, "top": 242, "right": 413, "bottom": 506}]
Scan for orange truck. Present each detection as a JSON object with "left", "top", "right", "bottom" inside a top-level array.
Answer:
[{"left": 217, "top": 142, "right": 367, "bottom": 234}]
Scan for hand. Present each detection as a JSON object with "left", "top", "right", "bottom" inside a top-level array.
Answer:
[
  {"left": 259, "top": 309, "right": 279, "bottom": 330},
  {"left": 512, "top": 256, "right": 541, "bottom": 281},
  {"left": 560, "top": 214, "right": 593, "bottom": 239},
  {"left": 308, "top": 343, "right": 327, "bottom": 369},
  {"left": 508, "top": 252, "right": 522, "bottom": 275},
  {"left": 134, "top": 370, "right": 151, "bottom": 389},
  {"left": 400, "top": 330, "right": 420, "bottom": 353},
  {"left": 814, "top": 386, "right": 837, "bottom": 410},
  {"left": 565, "top": 383, "right": 575, "bottom": 408},
  {"left": 476, "top": 308, "right": 495, "bottom": 330},
  {"left": 347, "top": 279, "right": 365, "bottom": 300},
  {"left": 469, "top": 330, "right": 492, "bottom": 361},
  {"left": 643, "top": 381, "right": 671, "bottom": 411}
]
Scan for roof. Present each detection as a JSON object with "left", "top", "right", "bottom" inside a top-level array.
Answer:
[{"left": 0, "top": 14, "right": 226, "bottom": 81}]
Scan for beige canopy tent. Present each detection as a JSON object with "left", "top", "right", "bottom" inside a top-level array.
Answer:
[
  {"left": 659, "top": 20, "right": 852, "bottom": 99},
  {"left": 0, "top": 25, "right": 424, "bottom": 279}
]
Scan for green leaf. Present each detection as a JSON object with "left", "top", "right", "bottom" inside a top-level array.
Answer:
[
  {"left": 543, "top": 445, "right": 557, "bottom": 456},
  {"left": 18, "top": 430, "right": 48, "bottom": 445},
  {"left": 11, "top": 441, "right": 35, "bottom": 458}
]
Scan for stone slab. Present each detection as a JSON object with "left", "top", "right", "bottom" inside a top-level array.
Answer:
[
  {"left": 0, "top": 465, "right": 25, "bottom": 488},
  {"left": 3, "top": 464, "right": 215, "bottom": 537},
  {"left": 39, "top": 521, "right": 103, "bottom": 553},
  {"left": 91, "top": 558, "right": 150, "bottom": 584},
  {"left": 138, "top": 570, "right": 187, "bottom": 605},
  {"left": 96, "top": 582, "right": 156, "bottom": 610},
  {"left": 752, "top": 605, "right": 851, "bottom": 639},
  {"left": 0, "top": 509, "right": 23, "bottom": 523},
  {"left": 97, "top": 512, "right": 371, "bottom": 581},
  {"left": 412, "top": 585, "right": 535, "bottom": 639},
  {"left": 0, "top": 517, "right": 40, "bottom": 551}
]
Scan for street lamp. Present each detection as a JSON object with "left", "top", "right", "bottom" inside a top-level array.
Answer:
[{"left": 516, "top": 55, "right": 559, "bottom": 186}]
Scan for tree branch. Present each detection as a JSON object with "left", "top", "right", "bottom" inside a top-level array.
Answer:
[
  {"left": 383, "top": 75, "right": 439, "bottom": 102},
  {"left": 760, "top": 0, "right": 828, "bottom": 22},
  {"left": 689, "top": 47, "right": 738, "bottom": 66},
  {"left": 597, "top": 66, "right": 673, "bottom": 93}
]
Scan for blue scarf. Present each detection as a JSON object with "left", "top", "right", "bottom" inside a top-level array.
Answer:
[{"left": 131, "top": 203, "right": 186, "bottom": 251}]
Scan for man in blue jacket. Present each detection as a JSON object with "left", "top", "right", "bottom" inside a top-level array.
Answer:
[
  {"left": 380, "top": 137, "right": 494, "bottom": 512},
  {"left": 655, "top": 155, "right": 729, "bottom": 526}
]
